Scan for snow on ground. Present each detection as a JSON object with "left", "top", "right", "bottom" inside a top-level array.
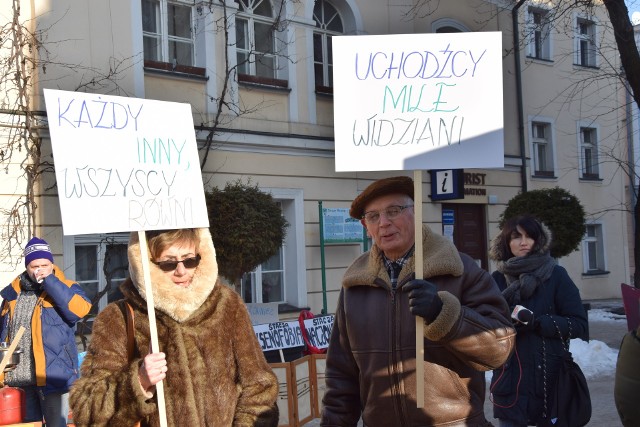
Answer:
[{"left": 572, "top": 308, "right": 626, "bottom": 379}]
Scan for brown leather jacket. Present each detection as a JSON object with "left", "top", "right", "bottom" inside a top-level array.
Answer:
[{"left": 321, "top": 226, "right": 515, "bottom": 427}]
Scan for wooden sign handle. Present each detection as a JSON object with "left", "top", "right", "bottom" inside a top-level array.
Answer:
[
  {"left": 138, "top": 231, "right": 168, "bottom": 427},
  {"left": 413, "top": 171, "right": 425, "bottom": 408},
  {"left": 0, "top": 326, "right": 25, "bottom": 374}
]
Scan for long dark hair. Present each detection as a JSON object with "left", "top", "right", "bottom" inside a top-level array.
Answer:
[{"left": 494, "top": 215, "right": 550, "bottom": 260}]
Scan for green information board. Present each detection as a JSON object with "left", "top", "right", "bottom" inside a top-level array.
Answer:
[{"left": 322, "top": 208, "right": 364, "bottom": 244}]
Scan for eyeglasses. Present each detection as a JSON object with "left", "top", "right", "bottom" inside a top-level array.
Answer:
[
  {"left": 362, "top": 205, "right": 414, "bottom": 224},
  {"left": 152, "top": 255, "right": 201, "bottom": 272}
]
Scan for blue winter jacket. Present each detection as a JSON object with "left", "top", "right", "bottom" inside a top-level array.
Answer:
[
  {"left": 490, "top": 265, "right": 588, "bottom": 425},
  {"left": 0, "top": 265, "right": 92, "bottom": 395}
]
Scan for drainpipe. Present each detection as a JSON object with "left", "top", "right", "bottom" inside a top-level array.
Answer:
[{"left": 512, "top": 0, "right": 528, "bottom": 192}]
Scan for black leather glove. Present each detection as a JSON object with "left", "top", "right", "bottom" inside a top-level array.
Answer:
[
  {"left": 514, "top": 316, "right": 537, "bottom": 333},
  {"left": 403, "top": 279, "right": 443, "bottom": 323},
  {"left": 511, "top": 306, "right": 536, "bottom": 333}
]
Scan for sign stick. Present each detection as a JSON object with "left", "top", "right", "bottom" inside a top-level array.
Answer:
[
  {"left": 0, "top": 326, "right": 25, "bottom": 374},
  {"left": 138, "top": 231, "right": 168, "bottom": 427},
  {"left": 413, "top": 170, "right": 425, "bottom": 408}
]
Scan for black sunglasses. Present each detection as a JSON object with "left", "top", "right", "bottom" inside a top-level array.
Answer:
[{"left": 152, "top": 254, "right": 201, "bottom": 272}]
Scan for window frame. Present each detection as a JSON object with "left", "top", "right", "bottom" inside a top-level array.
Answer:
[
  {"left": 575, "top": 15, "right": 597, "bottom": 67},
  {"left": 63, "top": 233, "right": 131, "bottom": 325},
  {"left": 578, "top": 125, "right": 600, "bottom": 179},
  {"left": 235, "top": 0, "right": 288, "bottom": 84},
  {"left": 529, "top": 116, "right": 557, "bottom": 178},
  {"left": 312, "top": 0, "right": 344, "bottom": 94},
  {"left": 238, "top": 187, "right": 307, "bottom": 310},
  {"left": 527, "top": 6, "right": 552, "bottom": 61},
  {"left": 582, "top": 223, "right": 607, "bottom": 274},
  {"left": 432, "top": 18, "right": 470, "bottom": 33},
  {"left": 142, "top": 0, "right": 197, "bottom": 69}
]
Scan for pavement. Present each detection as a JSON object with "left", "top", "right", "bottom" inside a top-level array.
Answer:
[{"left": 302, "top": 299, "right": 628, "bottom": 427}]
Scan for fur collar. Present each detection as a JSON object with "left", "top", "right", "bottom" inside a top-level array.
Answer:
[
  {"left": 127, "top": 228, "right": 218, "bottom": 322},
  {"left": 343, "top": 225, "right": 464, "bottom": 288}
]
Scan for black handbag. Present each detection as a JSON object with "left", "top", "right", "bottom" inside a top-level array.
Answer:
[{"left": 541, "top": 317, "right": 592, "bottom": 427}]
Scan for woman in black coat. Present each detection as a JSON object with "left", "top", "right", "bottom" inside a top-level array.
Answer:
[{"left": 489, "top": 215, "right": 588, "bottom": 427}]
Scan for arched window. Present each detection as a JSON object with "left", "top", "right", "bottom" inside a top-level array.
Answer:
[
  {"left": 313, "top": 0, "right": 344, "bottom": 92},
  {"left": 432, "top": 18, "right": 469, "bottom": 33},
  {"left": 235, "top": 0, "right": 279, "bottom": 79}
]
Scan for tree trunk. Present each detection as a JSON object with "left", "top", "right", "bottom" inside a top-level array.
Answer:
[{"left": 603, "top": 0, "right": 640, "bottom": 288}]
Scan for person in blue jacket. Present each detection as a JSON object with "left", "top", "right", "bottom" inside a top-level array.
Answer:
[
  {"left": 0, "top": 237, "right": 92, "bottom": 427},
  {"left": 488, "top": 215, "right": 589, "bottom": 427}
]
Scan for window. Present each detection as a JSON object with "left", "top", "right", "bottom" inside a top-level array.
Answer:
[
  {"left": 142, "top": 0, "right": 195, "bottom": 67},
  {"left": 239, "top": 188, "right": 307, "bottom": 310},
  {"left": 313, "top": 0, "right": 343, "bottom": 92},
  {"left": 531, "top": 121, "right": 554, "bottom": 176},
  {"left": 63, "top": 234, "right": 130, "bottom": 330},
  {"left": 527, "top": 8, "right": 551, "bottom": 60},
  {"left": 432, "top": 18, "right": 469, "bottom": 33},
  {"left": 241, "top": 247, "right": 285, "bottom": 303},
  {"left": 576, "top": 17, "right": 596, "bottom": 67},
  {"left": 235, "top": 0, "right": 282, "bottom": 80},
  {"left": 580, "top": 127, "right": 599, "bottom": 179},
  {"left": 583, "top": 224, "right": 606, "bottom": 274},
  {"left": 241, "top": 201, "right": 285, "bottom": 304}
]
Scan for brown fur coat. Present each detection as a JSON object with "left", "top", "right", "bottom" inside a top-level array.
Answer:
[{"left": 70, "top": 228, "right": 278, "bottom": 426}]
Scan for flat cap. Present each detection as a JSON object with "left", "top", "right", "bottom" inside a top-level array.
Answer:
[{"left": 350, "top": 176, "right": 414, "bottom": 219}]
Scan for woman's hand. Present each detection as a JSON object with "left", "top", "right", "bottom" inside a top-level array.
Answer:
[{"left": 138, "top": 352, "right": 167, "bottom": 394}]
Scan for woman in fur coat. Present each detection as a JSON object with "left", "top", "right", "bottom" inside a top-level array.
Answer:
[
  {"left": 70, "top": 228, "right": 279, "bottom": 427},
  {"left": 488, "top": 215, "right": 588, "bottom": 427}
]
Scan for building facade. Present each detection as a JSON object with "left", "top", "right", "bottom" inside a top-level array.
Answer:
[{"left": 0, "top": 0, "right": 630, "bottom": 321}]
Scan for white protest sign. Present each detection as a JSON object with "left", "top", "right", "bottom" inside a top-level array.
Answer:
[
  {"left": 254, "top": 321, "right": 305, "bottom": 351},
  {"left": 43, "top": 88, "right": 209, "bottom": 235},
  {"left": 246, "top": 302, "right": 280, "bottom": 325},
  {"left": 302, "top": 315, "right": 334, "bottom": 350},
  {"left": 333, "top": 32, "right": 504, "bottom": 172}
]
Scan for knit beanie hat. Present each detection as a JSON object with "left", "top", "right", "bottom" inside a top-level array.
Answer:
[{"left": 24, "top": 237, "right": 54, "bottom": 266}]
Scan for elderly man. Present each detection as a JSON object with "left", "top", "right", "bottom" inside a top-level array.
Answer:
[
  {"left": 321, "top": 176, "right": 515, "bottom": 427},
  {"left": 0, "top": 237, "right": 91, "bottom": 427}
]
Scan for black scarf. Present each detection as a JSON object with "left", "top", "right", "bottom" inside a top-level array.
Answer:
[
  {"left": 497, "top": 253, "right": 556, "bottom": 305},
  {"left": 19, "top": 272, "right": 42, "bottom": 292}
]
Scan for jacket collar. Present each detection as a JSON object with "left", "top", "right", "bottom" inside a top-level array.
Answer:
[{"left": 343, "top": 225, "right": 464, "bottom": 289}]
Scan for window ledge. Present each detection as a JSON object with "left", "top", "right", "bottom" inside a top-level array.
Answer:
[
  {"left": 583, "top": 270, "right": 609, "bottom": 277},
  {"left": 532, "top": 172, "right": 556, "bottom": 179},
  {"left": 573, "top": 63, "right": 599, "bottom": 70},
  {"left": 277, "top": 303, "right": 310, "bottom": 314},
  {"left": 580, "top": 175, "right": 602, "bottom": 182},
  {"left": 315, "top": 85, "right": 333, "bottom": 96},
  {"left": 144, "top": 60, "right": 208, "bottom": 81},
  {"left": 238, "top": 74, "right": 290, "bottom": 91},
  {"left": 526, "top": 56, "right": 554, "bottom": 64}
]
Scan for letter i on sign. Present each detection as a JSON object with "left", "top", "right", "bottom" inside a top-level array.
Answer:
[{"left": 436, "top": 170, "right": 454, "bottom": 195}]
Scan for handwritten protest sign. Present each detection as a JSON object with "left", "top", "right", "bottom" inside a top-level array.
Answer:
[
  {"left": 43, "top": 89, "right": 209, "bottom": 427},
  {"left": 333, "top": 32, "right": 504, "bottom": 172},
  {"left": 254, "top": 321, "right": 305, "bottom": 351},
  {"left": 302, "top": 315, "right": 334, "bottom": 350},
  {"left": 253, "top": 315, "right": 335, "bottom": 352},
  {"left": 246, "top": 302, "right": 280, "bottom": 325},
  {"left": 43, "top": 89, "right": 209, "bottom": 235}
]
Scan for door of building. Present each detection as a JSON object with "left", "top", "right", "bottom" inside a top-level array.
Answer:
[{"left": 442, "top": 204, "right": 488, "bottom": 270}]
